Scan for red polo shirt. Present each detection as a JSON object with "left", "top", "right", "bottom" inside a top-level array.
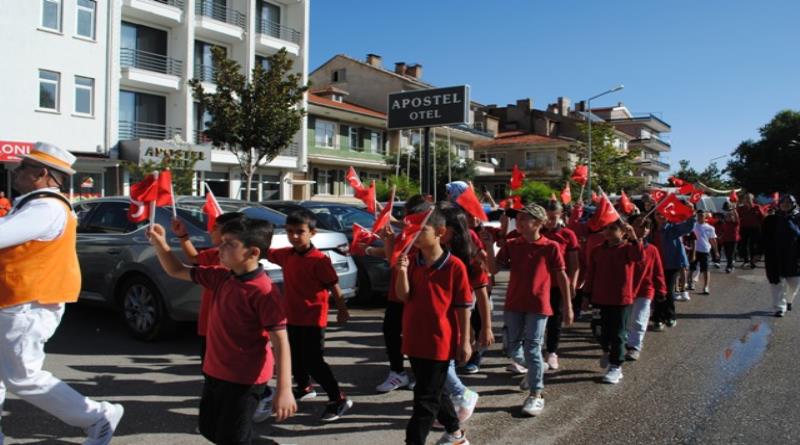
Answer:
[
  {"left": 496, "top": 235, "right": 565, "bottom": 315},
  {"left": 737, "top": 206, "right": 765, "bottom": 229},
  {"left": 195, "top": 248, "right": 220, "bottom": 336},
  {"left": 192, "top": 266, "right": 286, "bottom": 385},
  {"left": 402, "top": 251, "right": 473, "bottom": 361},
  {"left": 268, "top": 246, "right": 339, "bottom": 327},
  {"left": 578, "top": 232, "right": 606, "bottom": 289},
  {"left": 585, "top": 241, "right": 644, "bottom": 306},
  {"left": 632, "top": 243, "right": 667, "bottom": 300},
  {"left": 718, "top": 220, "right": 741, "bottom": 243}
]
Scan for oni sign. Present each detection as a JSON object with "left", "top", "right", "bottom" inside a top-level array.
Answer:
[
  {"left": 0, "top": 141, "right": 34, "bottom": 162},
  {"left": 387, "top": 85, "right": 469, "bottom": 130}
]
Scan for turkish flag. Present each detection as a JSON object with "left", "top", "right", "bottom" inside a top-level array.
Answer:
[
  {"left": 560, "top": 182, "right": 571, "bottom": 205},
  {"left": 203, "top": 190, "right": 223, "bottom": 232},
  {"left": 650, "top": 189, "right": 667, "bottom": 203},
  {"left": 350, "top": 223, "right": 379, "bottom": 256},
  {"left": 689, "top": 190, "right": 704, "bottom": 204},
  {"left": 511, "top": 195, "right": 523, "bottom": 210},
  {"left": 571, "top": 164, "right": 588, "bottom": 186},
  {"left": 390, "top": 210, "right": 433, "bottom": 266},
  {"left": 669, "top": 176, "right": 685, "bottom": 187},
  {"left": 455, "top": 186, "right": 488, "bottom": 222},
  {"left": 619, "top": 190, "right": 635, "bottom": 214},
  {"left": 510, "top": 164, "right": 525, "bottom": 190},
  {"left": 128, "top": 171, "right": 173, "bottom": 223},
  {"left": 729, "top": 190, "right": 739, "bottom": 203},
  {"left": 346, "top": 166, "right": 376, "bottom": 213},
  {"left": 591, "top": 191, "right": 599, "bottom": 203},
  {"left": 371, "top": 187, "right": 395, "bottom": 234},
  {"left": 656, "top": 193, "right": 694, "bottom": 223},
  {"left": 588, "top": 193, "right": 620, "bottom": 231},
  {"left": 678, "top": 183, "right": 696, "bottom": 195}
]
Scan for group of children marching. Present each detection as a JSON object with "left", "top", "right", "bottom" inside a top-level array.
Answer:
[{"left": 145, "top": 181, "right": 726, "bottom": 445}]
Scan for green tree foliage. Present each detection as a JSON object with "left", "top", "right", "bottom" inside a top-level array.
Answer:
[
  {"left": 511, "top": 180, "right": 557, "bottom": 205},
  {"left": 190, "top": 47, "right": 308, "bottom": 200},
  {"left": 672, "top": 159, "right": 729, "bottom": 190},
  {"left": 125, "top": 156, "right": 197, "bottom": 195},
  {"left": 375, "top": 175, "right": 420, "bottom": 201},
  {"left": 384, "top": 139, "right": 476, "bottom": 199},
  {"left": 727, "top": 110, "right": 800, "bottom": 196},
  {"left": 567, "top": 122, "right": 642, "bottom": 196}
]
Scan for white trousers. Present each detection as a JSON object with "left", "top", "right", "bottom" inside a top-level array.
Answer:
[
  {"left": 0, "top": 302, "right": 104, "bottom": 431},
  {"left": 772, "top": 277, "right": 800, "bottom": 312}
]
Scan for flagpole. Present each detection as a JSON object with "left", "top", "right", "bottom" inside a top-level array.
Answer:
[
  {"left": 402, "top": 208, "right": 435, "bottom": 256},
  {"left": 432, "top": 127, "right": 437, "bottom": 202},
  {"left": 167, "top": 169, "right": 177, "bottom": 218},
  {"left": 643, "top": 193, "right": 671, "bottom": 220},
  {"left": 418, "top": 128, "right": 423, "bottom": 194},
  {"left": 579, "top": 184, "right": 585, "bottom": 203},
  {"left": 394, "top": 137, "right": 401, "bottom": 177},
  {"left": 447, "top": 127, "right": 452, "bottom": 184}
]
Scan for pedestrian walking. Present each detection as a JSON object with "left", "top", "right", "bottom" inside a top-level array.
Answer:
[
  {"left": 651, "top": 211, "right": 696, "bottom": 329},
  {"left": 718, "top": 204, "right": 740, "bottom": 273},
  {"left": 762, "top": 195, "right": 800, "bottom": 317},
  {"left": 0, "top": 142, "right": 123, "bottom": 444},
  {"left": 690, "top": 210, "right": 719, "bottom": 295},
  {"left": 737, "top": 193, "right": 765, "bottom": 268}
]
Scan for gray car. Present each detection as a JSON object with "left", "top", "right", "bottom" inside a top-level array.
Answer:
[{"left": 73, "top": 196, "right": 357, "bottom": 341}]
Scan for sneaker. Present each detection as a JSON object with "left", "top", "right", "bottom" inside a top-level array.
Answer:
[
  {"left": 775, "top": 310, "right": 786, "bottom": 318},
  {"left": 666, "top": 319, "right": 677, "bottom": 328},
  {"left": 599, "top": 352, "right": 610, "bottom": 369},
  {"left": 602, "top": 366, "right": 623, "bottom": 384},
  {"left": 702, "top": 287, "right": 710, "bottom": 295},
  {"left": 546, "top": 353, "right": 560, "bottom": 371},
  {"left": 682, "top": 291, "right": 691, "bottom": 300},
  {"left": 462, "top": 363, "right": 480, "bottom": 374},
  {"left": 320, "top": 398, "right": 353, "bottom": 422},
  {"left": 506, "top": 362, "right": 528, "bottom": 375},
  {"left": 686, "top": 283, "right": 695, "bottom": 291},
  {"left": 651, "top": 322, "right": 666, "bottom": 332},
  {"left": 293, "top": 385, "right": 317, "bottom": 401},
  {"left": 376, "top": 371, "right": 411, "bottom": 393},
  {"left": 713, "top": 262, "right": 721, "bottom": 269},
  {"left": 436, "top": 429, "right": 470, "bottom": 445},
  {"left": 84, "top": 402, "right": 124, "bottom": 445},
  {"left": 519, "top": 376, "right": 530, "bottom": 391},
  {"left": 252, "top": 386, "right": 275, "bottom": 423},
  {"left": 452, "top": 389, "right": 479, "bottom": 422},
  {"left": 625, "top": 349, "right": 640, "bottom": 361},
  {"left": 725, "top": 267, "right": 732, "bottom": 274},
  {"left": 521, "top": 395, "right": 545, "bottom": 417}
]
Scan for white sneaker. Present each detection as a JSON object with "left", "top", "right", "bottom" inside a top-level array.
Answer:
[
  {"left": 546, "top": 353, "right": 559, "bottom": 371},
  {"left": 436, "top": 429, "right": 470, "bottom": 445},
  {"left": 602, "top": 366, "right": 623, "bottom": 384},
  {"left": 506, "top": 362, "right": 528, "bottom": 374},
  {"left": 252, "top": 386, "right": 275, "bottom": 423},
  {"left": 376, "top": 371, "right": 410, "bottom": 393},
  {"left": 599, "top": 352, "right": 610, "bottom": 369},
  {"left": 521, "top": 395, "right": 545, "bottom": 417},
  {"left": 675, "top": 292, "right": 690, "bottom": 302},
  {"left": 452, "top": 389, "right": 479, "bottom": 422},
  {"left": 84, "top": 402, "right": 124, "bottom": 445},
  {"left": 682, "top": 291, "right": 691, "bottom": 300},
  {"left": 702, "top": 287, "right": 710, "bottom": 295}
]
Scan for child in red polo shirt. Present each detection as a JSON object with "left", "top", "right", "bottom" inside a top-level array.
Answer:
[
  {"left": 496, "top": 203, "right": 572, "bottom": 417},
  {"left": 584, "top": 218, "right": 643, "bottom": 384},
  {"left": 267, "top": 209, "right": 352, "bottom": 422},
  {"left": 395, "top": 204, "right": 472, "bottom": 445},
  {"left": 718, "top": 204, "right": 740, "bottom": 273},
  {"left": 147, "top": 218, "right": 296, "bottom": 444}
]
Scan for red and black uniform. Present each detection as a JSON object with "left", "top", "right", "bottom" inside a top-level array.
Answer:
[
  {"left": 268, "top": 245, "right": 344, "bottom": 402},
  {"left": 496, "top": 235, "right": 565, "bottom": 316},
  {"left": 191, "top": 265, "right": 285, "bottom": 444},
  {"left": 737, "top": 205, "right": 765, "bottom": 264},
  {"left": 718, "top": 218, "right": 741, "bottom": 270},
  {"left": 542, "top": 225, "right": 579, "bottom": 355},
  {"left": 195, "top": 247, "right": 220, "bottom": 364}
]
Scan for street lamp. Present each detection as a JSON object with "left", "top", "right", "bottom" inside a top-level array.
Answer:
[{"left": 586, "top": 84, "right": 624, "bottom": 200}]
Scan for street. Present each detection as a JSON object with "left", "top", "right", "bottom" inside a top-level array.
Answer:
[{"left": 3, "top": 264, "right": 798, "bottom": 445}]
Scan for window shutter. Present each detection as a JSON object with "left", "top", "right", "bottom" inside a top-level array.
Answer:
[{"left": 339, "top": 124, "right": 349, "bottom": 150}]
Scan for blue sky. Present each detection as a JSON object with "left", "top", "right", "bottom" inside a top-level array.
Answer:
[{"left": 309, "top": 0, "right": 800, "bottom": 174}]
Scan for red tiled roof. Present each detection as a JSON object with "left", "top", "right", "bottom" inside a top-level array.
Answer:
[
  {"left": 474, "top": 132, "right": 570, "bottom": 148},
  {"left": 308, "top": 94, "right": 387, "bottom": 119}
]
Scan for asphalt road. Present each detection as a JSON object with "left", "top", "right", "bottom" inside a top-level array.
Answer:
[{"left": 2, "top": 264, "right": 798, "bottom": 445}]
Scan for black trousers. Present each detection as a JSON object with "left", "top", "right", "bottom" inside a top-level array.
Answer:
[
  {"left": 653, "top": 268, "right": 679, "bottom": 324},
  {"left": 199, "top": 375, "right": 265, "bottom": 445},
  {"left": 406, "top": 357, "right": 460, "bottom": 445},
  {"left": 383, "top": 302, "right": 405, "bottom": 373},
  {"left": 723, "top": 241, "right": 737, "bottom": 269},
  {"left": 739, "top": 226, "right": 760, "bottom": 263},
  {"left": 287, "top": 325, "right": 342, "bottom": 401},
  {"left": 546, "top": 287, "right": 563, "bottom": 354},
  {"left": 598, "top": 305, "right": 632, "bottom": 367}
]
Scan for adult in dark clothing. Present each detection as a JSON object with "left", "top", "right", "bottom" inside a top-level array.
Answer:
[
  {"left": 737, "top": 193, "right": 765, "bottom": 268},
  {"left": 762, "top": 194, "right": 800, "bottom": 317}
]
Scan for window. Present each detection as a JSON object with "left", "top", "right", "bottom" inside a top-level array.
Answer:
[
  {"left": 479, "top": 152, "right": 505, "bottom": 169},
  {"left": 74, "top": 76, "right": 94, "bottom": 115},
  {"left": 41, "top": 0, "right": 61, "bottom": 31},
  {"left": 341, "top": 170, "right": 354, "bottom": 196},
  {"left": 369, "top": 131, "right": 382, "bottom": 154},
  {"left": 456, "top": 143, "right": 469, "bottom": 158},
  {"left": 525, "top": 151, "right": 556, "bottom": 171},
  {"left": 332, "top": 69, "right": 346, "bottom": 83},
  {"left": 76, "top": 0, "right": 96, "bottom": 39},
  {"left": 38, "top": 70, "right": 60, "bottom": 111},
  {"left": 256, "top": 1, "right": 281, "bottom": 36},
  {"left": 315, "top": 120, "right": 335, "bottom": 148},
  {"left": 194, "top": 41, "right": 226, "bottom": 82},
  {"left": 255, "top": 55, "right": 270, "bottom": 70},
  {"left": 349, "top": 127, "right": 359, "bottom": 150},
  {"left": 316, "top": 169, "right": 332, "bottom": 195},
  {"left": 84, "top": 202, "right": 143, "bottom": 234}
]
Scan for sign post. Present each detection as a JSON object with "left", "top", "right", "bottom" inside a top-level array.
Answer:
[{"left": 387, "top": 85, "right": 470, "bottom": 195}]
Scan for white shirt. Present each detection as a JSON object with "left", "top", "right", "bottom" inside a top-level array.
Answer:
[
  {"left": 693, "top": 223, "right": 717, "bottom": 253},
  {"left": 0, "top": 188, "right": 69, "bottom": 250}
]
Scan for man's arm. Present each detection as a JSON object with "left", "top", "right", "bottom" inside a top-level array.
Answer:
[
  {"left": 269, "top": 329, "right": 297, "bottom": 421},
  {"left": 147, "top": 224, "right": 192, "bottom": 281},
  {"left": 0, "top": 199, "right": 66, "bottom": 249}
]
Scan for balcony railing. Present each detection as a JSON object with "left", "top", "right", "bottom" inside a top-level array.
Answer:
[
  {"left": 194, "top": 130, "right": 212, "bottom": 145},
  {"left": 150, "top": 0, "right": 185, "bottom": 8},
  {"left": 636, "top": 159, "right": 670, "bottom": 171},
  {"left": 195, "top": 1, "right": 246, "bottom": 28},
  {"left": 120, "top": 48, "right": 183, "bottom": 76},
  {"left": 194, "top": 63, "right": 215, "bottom": 82},
  {"left": 280, "top": 142, "right": 299, "bottom": 157},
  {"left": 119, "top": 121, "right": 181, "bottom": 141},
  {"left": 258, "top": 19, "right": 301, "bottom": 44}
]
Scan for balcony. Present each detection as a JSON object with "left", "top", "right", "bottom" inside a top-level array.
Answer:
[
  {"left": 630, "top": 135, "right": 671, "bottom": 152},
  {"left": 122, "top": 0, "right": 183, "bottom": 27},
  {"left": 256, "top": 19, "right": 301, "bottom": 56},
  {"left": 119, "top": 121, "right": 181, "bottom": 141},
  {"left": 194, "top": 130, "right": 212, "bottom": 145},
  {"left": 608, "top": 113, "right": 671, "bottom": 133},
  {"left": 120, "top": 48, "right": 183, "bottom": 91},
  {"left": 450, "top": 122, "right": 495, "bottom": 139},
  {"left": 194, "top": 63, "right": 215, "bottom": 83},
  {"left": 280, "top": 142, "right": 300, "bottom": 157},
  {"left": 635, "top": 158, "right": 670, "bottom": 172},
  {"left": 195, "top": 2, "right": 245, "bottom": 42}
]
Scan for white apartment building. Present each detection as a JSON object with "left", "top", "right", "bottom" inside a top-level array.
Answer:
[{"left": 0, "top": 0, "right": 309, "bottom": 200}]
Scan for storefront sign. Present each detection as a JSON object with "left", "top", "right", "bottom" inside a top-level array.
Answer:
[
  {"left": 0, "top": 140, "right": 34, "bottom": 162},
  {"left": 119, "top": 139, "right": 212, "bottom": 171},
  {"left": 387, "top": 85, "right": 470, "bottom": 130}
]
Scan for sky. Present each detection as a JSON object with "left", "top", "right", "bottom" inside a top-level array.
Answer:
[{"left": 309, "top": 0, "right": 800, "bottom": 174}]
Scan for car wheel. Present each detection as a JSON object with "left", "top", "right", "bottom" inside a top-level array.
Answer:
[{"left": 119, "top": 276, "right": 174, "bottom": 341}]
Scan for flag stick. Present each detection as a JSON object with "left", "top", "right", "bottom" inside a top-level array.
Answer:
[
  {"left": 402, "top": 208, "right": 435, "bottom": 256},
  {"left": 150, "top": 171, "right": 160, "bottom": 229},
  {"left": 167, "top": 169, "right": 177, "bottom": 218},
  {"left": 579, "top": 184, "right": 585, "bottom": 203},
  {"left": 643, "top": 193, "right": 671, "bottom": 220}
]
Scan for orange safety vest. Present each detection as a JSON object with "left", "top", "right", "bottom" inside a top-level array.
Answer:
[{"left": 0, "top": 194, "right": 81, "bottom": 308}]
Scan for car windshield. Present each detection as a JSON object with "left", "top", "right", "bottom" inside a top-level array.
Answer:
[
  {"left": 173, "top": 199, "right": 287, "bottom": 229},
  {"left": 308, "top": 205, "right": 375, "bottom": 231}
]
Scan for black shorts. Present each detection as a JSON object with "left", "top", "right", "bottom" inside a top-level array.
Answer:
[{"left": 694, "top": 252, "right": 709, "bottom": 272}]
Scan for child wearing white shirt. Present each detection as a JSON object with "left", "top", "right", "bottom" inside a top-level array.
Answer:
[{"left": 690, "top": 210, "right": 719, "bottom": 295}]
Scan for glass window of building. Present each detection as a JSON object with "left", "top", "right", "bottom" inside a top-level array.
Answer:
[
  {"left": 41, "top": 0, "right": 61, "bottom": 31},
  {"left": 370, "top": 131, "right": 382, "bottom": 154},
  {"left": 316, "top": 169, "right": 332, "bottom": 195},
  {"left": 74, "top": 76, "right": 94, "bottom": 115},
  {"left": 349, "top": 127, "right": 359, "bottom": 150},
  {"left": 38, "top": 70, "right": 60, "bottom": 111},
  {"left": 76, "top": 0, "right": 96, "bottom": 39},
  {"left": 255, "top": 55, "right": 270, "bottom": 70},
  {"left": 456, "top": 143, "right": 469, "bottom": 158},
  {"left": 315, "top": 120, "right": 335, "bottom": 148},
  {"left": 256, "top": 1, "right": 281, "bottom": 37}
]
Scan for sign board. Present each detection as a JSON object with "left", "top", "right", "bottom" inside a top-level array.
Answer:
[
  {"left": 0, "top": 140, "right": 34, "bottom": 162},
  {"left": 387, "top": 85, "right": 470, "bottom": 130},
  {"left": 119, "top": 139, "right": 212, "bottom": 171}
]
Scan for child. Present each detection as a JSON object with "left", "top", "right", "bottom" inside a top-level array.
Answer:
[
  {"left": 395, "top": 203, "right": 472, "bottom": 445},
  {"left": 651, "top": 211, "right": 695, "bottom": 329},
  {"left": 147, "top": 219, "right": 296, "bottom": 443},
  {"left": 718, "top": 205, "right": 740, "bottom": 273},
  {"left": 584, "top": 218, "right": 642, "bottom": 384},
  {"left": 690, "top": 210, "right": 719, "bottom": 295},
  {"left": 267, "top": 209, "right": 353, "bottom": 422},
  {"left": 496, "top": 203, "right": 572, "bottom": 416},
  {"left": 625, "top": 215, "right": 666, "bottom": 361}
]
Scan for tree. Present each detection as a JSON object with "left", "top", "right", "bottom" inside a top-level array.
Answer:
[
  {"left": 727, "top": 110, "right": 800, "bottom": 196},
  {"left": 566, "top": 122, "right": 642, "bottom": 195},
  {"left": 384, "top": 139, "right": 477, "bottom": 199},
  {"left": 125, "top": 156, "right": 197, "bottom": 195},
  {"left": 672, "top": 159, "right": 729, "bottom": 190},
  {"left": 190, "top": 47, "right": 308, "bottom": 201},
  {"left": 511, "top": 180, "right": 557, "bottom": 206},
  {"left": 375, "top": 175, "right": 420, "bottom": 201}
]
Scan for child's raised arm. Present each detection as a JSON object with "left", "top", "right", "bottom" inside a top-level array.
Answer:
[
  {"left": 147, "top": 224, "right": 192, "bottom": 281},
  {"left": 269, "top": 329, "right": 297, "bottom": 421},
  {"left": 394, "top": 254, "right": 410, "bottom": 302},
  {"left": 171, "top": 218, "right": 200, "bottom": 264}
]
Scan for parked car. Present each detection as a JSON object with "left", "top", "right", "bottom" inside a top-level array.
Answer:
[
  {"left": 73, "top": 196, "right": 357, "bottom": 340},
  {"left": 263, "top": 200, "right": 392, "bottom": 304}
]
